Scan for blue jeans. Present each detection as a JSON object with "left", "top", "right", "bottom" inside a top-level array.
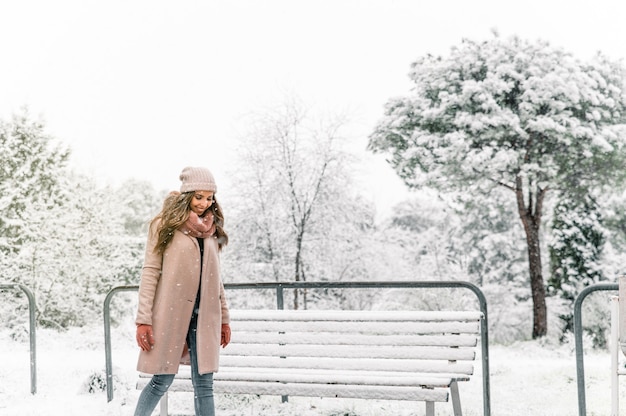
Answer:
[{"left": 134, "top": 312, "right": 215, "bottom": 416}]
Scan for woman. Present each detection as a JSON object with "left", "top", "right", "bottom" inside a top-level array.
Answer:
[{"left": 134, "top": 166, "right": 231, "bottom": 416}]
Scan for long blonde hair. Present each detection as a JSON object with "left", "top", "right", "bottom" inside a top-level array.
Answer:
[{"left": 150, "top": 191, "right": 228, "bottom": 254}]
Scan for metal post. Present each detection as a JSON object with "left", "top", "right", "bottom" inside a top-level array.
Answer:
[
  {"left": 574, "top": 282, "right": 618, "bottom": 416},
  {"left": 103, "top": 285, "right": 139, "bottom": 402},
  {"left": 276, "top": 285, "right": 284, "bottom": 310},
  {"left": 0, "top": 283, "right": 37, "bottom": 395},
  {"left": 611, "top": 296, "right": 619, "bottom": 416}
]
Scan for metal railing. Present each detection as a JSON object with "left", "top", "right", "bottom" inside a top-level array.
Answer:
[
  {"left": 0, "top": 283, "right": 37, "bottom": 394},
  {"left": 574, "top": 282, "right": 618, "bottom": 416},
  {"left": 104, "top": 280, "right": 490, "bottom": 416}
]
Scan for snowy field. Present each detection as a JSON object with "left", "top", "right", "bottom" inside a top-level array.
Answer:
[{"left": 2, "top": 323, "right": 626, "bottom": 416}]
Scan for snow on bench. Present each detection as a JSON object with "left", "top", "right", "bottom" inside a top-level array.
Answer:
[{"left": 137, "top": 309, "right": 483, "bottom": 416}]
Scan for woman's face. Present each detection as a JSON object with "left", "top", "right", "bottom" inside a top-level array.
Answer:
[{"left": 189, "top": 191, "right": 214, "bottom": 216}]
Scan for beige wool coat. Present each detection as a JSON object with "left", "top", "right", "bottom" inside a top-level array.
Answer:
[{"left": 135, "top": 222, "right": 230, "bottom": 375}]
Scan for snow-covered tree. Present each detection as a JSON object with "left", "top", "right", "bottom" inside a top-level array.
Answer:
[
  {"left": 602, "top": 190, "right": 626, "bottom": 253},
  {"left": 226, "top": 96, "right": 374, "bottom": 309},
  {"left": 384, "top": 193, "right": 464, "bottom": 279},
  {"left": 548, "top": 193, "right": 606, "bottom": 336},
  {"left": 113, "top": 178, "right": 164, "bottom": 237},
  {"left": 6, "top": 171, "right": 152, "bottom": 328},
  {"left": 451, "top": 189, "right": 529, "bottom": 285},
  {"left": 368, "top": 35, "right": 626, "bottom": 338},
  {"left": 0, "top": 111, "right": 157, "bottom": 329},
  {"left": 380, "top": 190, "right": 532, "bottom": 343},
  {"left": 0, "top": 109, "right": 69, "bottom": 260},
  {"left": 549, "top": 195, "right": 606, "bottom": 295},
  {"left": 0, "top": 110, "right": 70, "bottom": 328}
]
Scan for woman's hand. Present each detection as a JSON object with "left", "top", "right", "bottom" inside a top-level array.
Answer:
[
  {"left": 136, "top": 324, "right": 155, "bottom": 351},
  {"left": 221, "top": 323, "right": 231, "bottom": 347}
]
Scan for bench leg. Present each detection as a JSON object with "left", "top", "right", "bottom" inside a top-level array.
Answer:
[
  {"left": 425, "top": 401, "right": 434, "bottom": 416},
  {"left": 450, "top": 380, "right": 463, "bottom": 416},
  {"left": 160, "top": 391, "right": 168, "bottom": 416}
]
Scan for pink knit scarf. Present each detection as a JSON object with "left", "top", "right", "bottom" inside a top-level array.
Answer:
[{"left": 180, "top": 211, "right": 216, "bottom": 238}]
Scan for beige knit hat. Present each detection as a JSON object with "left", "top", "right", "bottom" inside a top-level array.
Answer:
[{"left": 179, "top": 166, "right": 217, "bottom": 193}]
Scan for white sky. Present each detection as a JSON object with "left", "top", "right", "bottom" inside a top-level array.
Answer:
[{"left": 1, "top": 0, "right": 625, "bottom": 216}]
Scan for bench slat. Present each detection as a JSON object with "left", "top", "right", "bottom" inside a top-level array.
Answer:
[
  {"left": 233, "top": 320, "right": 480, "bottom": 334},
  {"left": 217, "top": 370, "right": 456, "bottom": 387},
  {"left": 216, "top": 367, "right": 470, "bottom": 382},
  {"left": 233, "top": 332, "right": 478, "bottom": 347},
  {"left": 137, "top": 379, "right": 450, "bottom": 402},
  {"left": 223, "top": 344, "right": 476, "bottom": 360},
  {"left": 140, "top": 367, "right": 471, "bottom": 384},
  {"left": 230, "top": 309, "right": 483, "bottom": 322},
  {"left": 139, "top": 369, "right": 457, "bottom": 387},
  {"left": 219, "top": 355, "right": 474, "bottom": 375}
]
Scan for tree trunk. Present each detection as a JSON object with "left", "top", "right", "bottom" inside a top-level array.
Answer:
[
  {"left": 293, "top": 229, "right": 304, "bottom": 310},
  {"left": 515, "top": 177, "right": 548, "bottom": 338},
  {"left": 524, "top": 222, "right": 548, "bottom": 338}
]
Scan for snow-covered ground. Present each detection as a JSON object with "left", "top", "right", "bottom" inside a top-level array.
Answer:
[{"left": 1, "top": 323, "right": 625, "bottom": 416}]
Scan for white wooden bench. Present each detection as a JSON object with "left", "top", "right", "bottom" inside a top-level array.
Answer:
[{"left": 137, "top": 309, "right": 483, "bottom": 416}]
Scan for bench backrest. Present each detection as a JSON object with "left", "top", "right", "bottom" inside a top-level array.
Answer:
[{"left": 222, "top": 309, "right": 483, "bottom": 377}]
